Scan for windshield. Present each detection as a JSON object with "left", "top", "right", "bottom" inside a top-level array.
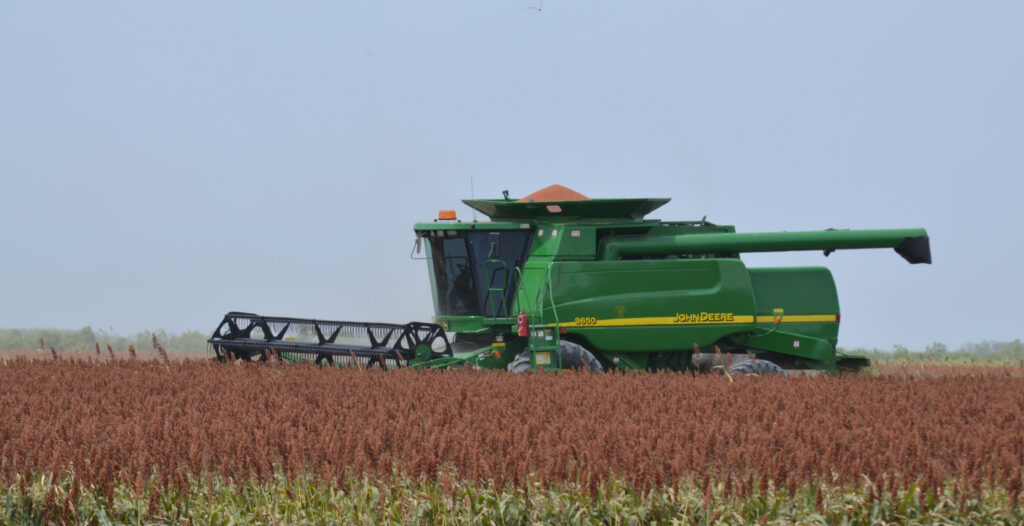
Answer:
[{"left": 423, "top": 230, "right": 532, "bottom": 317}]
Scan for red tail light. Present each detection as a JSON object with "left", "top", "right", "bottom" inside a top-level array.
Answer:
[{"left": 836, "top": 314, "right": 841, "bottom": 323}]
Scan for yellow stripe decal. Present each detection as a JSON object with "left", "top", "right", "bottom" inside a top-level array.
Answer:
[
  {"left": 755, "top": 314, "right": 837, "bottom": 323},
  {"left": 552, "top": 314, "right": 836, "bottom": 328},
  {"left": 555, "top": 315, "right": 754, "bottom": 328}
]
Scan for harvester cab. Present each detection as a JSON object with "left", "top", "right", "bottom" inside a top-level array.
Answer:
[
  {"left": 419, "top": 225, "right": 532, "bottom": 320},
  {"left": 210, "top": 185, "right": 930, "bottom": 375}
]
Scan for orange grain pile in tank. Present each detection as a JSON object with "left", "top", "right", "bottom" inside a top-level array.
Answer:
[{"left": 517, "top": 184, "right": 590, "bottom": 202}]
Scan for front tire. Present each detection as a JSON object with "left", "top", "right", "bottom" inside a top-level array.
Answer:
[
  {"left": 506, "top": 341, "right": 604, "bottom": 372},
  {"left": 728, "top": 358, "right": 786, "bottom": 377},
  {"left": 507, "top": 352, "right": 531, "bottom": 373},
  {"left": 558, "top": 341, "right": 603, "bottom": 372}
]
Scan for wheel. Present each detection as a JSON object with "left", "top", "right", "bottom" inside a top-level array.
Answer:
[
  {"left": 507, "top": 352, "right": 532, "bottom": 373},
  {"left": 558, "top": 341, "right": 603, "bottom": 372},
  {"left": 506, "top": 341, "right": 605, "bottom": 372},
  {"left": 728, "top": 358, "right": 786, "bottom": 377}
]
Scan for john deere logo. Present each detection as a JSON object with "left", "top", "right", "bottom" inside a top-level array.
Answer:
[
  {"left": 442, "top": 320, "right": 449, "bottom": 331},
  {"left": 613, "top": 306, "right": 628, "bottom": 318},
  {"left": 674, "top": 312, "right": 735, "bottom": 324}
]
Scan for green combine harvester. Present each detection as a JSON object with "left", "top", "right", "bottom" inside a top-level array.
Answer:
[{"left": 209, "top": 185, "right": 930, "bottom": 374}]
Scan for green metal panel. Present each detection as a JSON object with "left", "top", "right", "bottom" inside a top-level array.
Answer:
[
  {"left": 748, "top": 267, "right": 840, "bottom": 346},
  {"left": 742, "top": 330, "right": 835, "bottom": 365},
  {"left": 527, "top": 224, "right": 601, "bottom": 259},
  {"left": 529, "top": 224, "right": 561, "bottom": 257},
  {"left": 414, "top": 221, "right": 531, "bottom": 232},
  {"left": 534, "top": 259, "right": 758, "bottom": 353},
  {"left": 749, "top": 267, "right": 839, "bottom": 316}
]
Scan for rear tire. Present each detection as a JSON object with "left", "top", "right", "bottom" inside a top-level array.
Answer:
[{"left": 728, "top": 358, "right": 786, "bottom": 377}]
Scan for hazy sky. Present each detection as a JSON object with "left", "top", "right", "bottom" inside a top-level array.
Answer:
[{"left": 2, "top": 2, "right": 1021, "bottom": 350}]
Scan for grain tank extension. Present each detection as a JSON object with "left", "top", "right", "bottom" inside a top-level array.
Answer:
[{"left": 209, "top": 186, "right": 930, "bottom": 374}]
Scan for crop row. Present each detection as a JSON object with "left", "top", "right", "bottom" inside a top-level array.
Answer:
[
  {"left": 5, "top": 471, "right": 1022, "bottom": 525},
  {"left": 1, "top": 358, "right": 1022, "bottom": 500}
]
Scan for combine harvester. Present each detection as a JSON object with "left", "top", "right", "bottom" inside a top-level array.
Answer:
[{"left": 209, "top": 185, "right": 930, "bottom": 374}]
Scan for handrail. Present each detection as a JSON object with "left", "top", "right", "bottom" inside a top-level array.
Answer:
[
  {"left": 482, "top": 255, "right": 511, "bottom": 317},
  {"left": 545, "top": 263, "right": 561, "bottom": 328},
  {"left": 512, "top": 266, "right": 527, "bottom": 316},
  {"left": 545, "top": 263, "right": 562, "bottom": 368}
]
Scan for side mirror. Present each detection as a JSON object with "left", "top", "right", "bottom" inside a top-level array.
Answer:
[{"left": 410, "top": 237, "right": 426, "bottom": 260}]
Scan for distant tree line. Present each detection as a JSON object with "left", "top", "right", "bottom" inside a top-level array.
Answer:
[
  {"left": 840, "top": 339, "right": 1024, "bottom": 363},
  {"left": 0, "top": 327, "right": 209, "bottom": 353}
]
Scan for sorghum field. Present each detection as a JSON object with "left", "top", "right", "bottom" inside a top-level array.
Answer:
[{"left": 2, "top": 352, "right": 1022, "bottom": 524}]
